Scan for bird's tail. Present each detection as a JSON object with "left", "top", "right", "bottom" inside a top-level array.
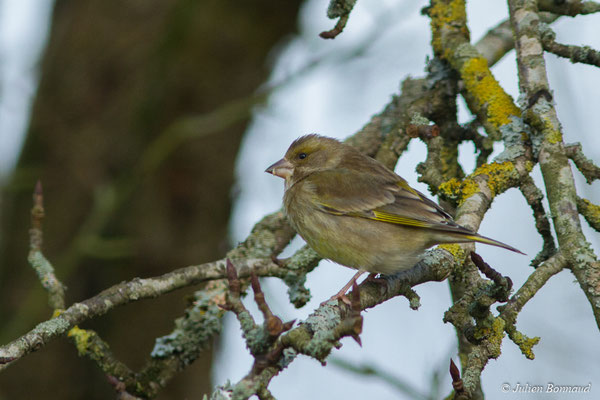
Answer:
[{"left": 460, "top": 233, "right": 525, "bottom": 255}]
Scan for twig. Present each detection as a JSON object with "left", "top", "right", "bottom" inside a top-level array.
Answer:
[
  {"left": 518, "top": 174, "right": 557, "bottom": 266},
  {"left": 470, "top": 252, "right": 512, "bottom": 301},
  {"left": 449, "top": 359, "right": 468, "bottom": 400},
  {"left": 538, "top": 0, "right": 600, "bottom": 16},
  {"left": 329, "top": 357, "right": 429, "bottom": 399},
  {"left": 540, "top": 27, "right": 600, "bottom": 67},
  {"left": 498, "top": 253, "right": 567, "bottom": 358},
  {"left": 319, "top": 0, "right": 357, "bottom": 39},
  {"left": 68, "top": 326, "right": 137, "bottom": 389},
  {"left": 576, "top": 197, "right": 600, "bottom": 232},
  {"left": 28, "top": 181, "right": 66, "bottom": 310},
  {"left": 320, "top": 14, "right": 350, "bottom": 39},
  {"left": 509, "top": 0, "right": 600, "bottom": 330},
  {"left": 565, "top": 142, "right": 600, "bottom": 184}
]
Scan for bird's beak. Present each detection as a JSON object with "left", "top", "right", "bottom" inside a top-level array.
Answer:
[{"left": 265, "top": 158, "right": 293, "bottom": 179}]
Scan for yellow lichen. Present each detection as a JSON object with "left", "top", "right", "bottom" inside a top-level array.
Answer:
[
  {"left": 578, "top": 198, "right": 600, "bottom": 229},
  {"left": 473, "top": 161, "right": 518, "bottom": 197},
  {"left": 438, "top": 178, "right": 461, "bottom": 198},
  {"left": 488, "top": 317, "right": 506, "bottom": 358},
  {"left": 461, "top": 57, "right": 520, "bottom": 127},
  {"left": 546, "top": 126, "right": 563, "bottom": 144},
  {"left": 429, "top": 0, "right": 468, "bottom": 55},
  {"left": 68, "top": 326, "right": 94, "bottom": 356},
  {"left": 511, "top": 330, "right": 539, "bottom": 360},
  {"left": 438, "top": 177, "right": 479, "bottom": 206},
  {"left": 438, "top": 243, "right": 466, "bottom": 264},
  {"left": 439, "top": 162, "right": 518, "bottom": 206}
]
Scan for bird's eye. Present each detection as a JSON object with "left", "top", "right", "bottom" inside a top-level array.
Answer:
[{"left": 298, "top": 152, "right": 307, "bottom": 160}]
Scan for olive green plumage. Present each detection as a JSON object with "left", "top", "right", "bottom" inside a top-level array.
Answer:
[{"left": 266, "top": 134, "right": 523, "bottom": 276}]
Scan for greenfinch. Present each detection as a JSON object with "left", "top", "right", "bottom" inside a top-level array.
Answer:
[{"left": 266, "top": 134, "right": 523, "bottom": 302}]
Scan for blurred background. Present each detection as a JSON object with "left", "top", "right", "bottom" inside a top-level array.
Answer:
[{"left": 1, "top": 1, "right": 599, "bottom": 399}]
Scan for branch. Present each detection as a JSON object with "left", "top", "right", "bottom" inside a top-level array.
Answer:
[
  {"left": 28, "top": 181, "right": 66, "bottom": 310},
  {"left": 498, "top": 253, "right": 567, "bottom": 358},
  {"left": 329, "top": 357, "right": 429, "bottom": 399},
  {"left": 0, "top": 256, "right": 281, "bottom": 369},
  {"left": 577, "top": 197, "right": 600, "bottom": 232},
  {"left": 320, "top": 0, "right": 356, "bottom": 39},
  {"left": 538, "top": 0, "right": 600, "bottom": 16},
  {"left": 565, "top": 142, "right": 600, "bottom": 184},
  {"left": 427, "top": 0, "right": 522, "bottom": 141},
  {"left": 509, "top": 0, "right": 600, "bottom": 330},
  {"left": 540, "top": 25, "right": 600, "bottom": 67},
  {"left": 217, "top": 248, "right": 456, "bottom": 399},
  {"left": 518, "top": 174, "right": 557, "bottom": 266},
  {"left": 67, "top": 326, "right": 137, "bottom": 387}
]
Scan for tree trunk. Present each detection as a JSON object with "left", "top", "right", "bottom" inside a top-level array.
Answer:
[{"left": 0, "top": 0, "right": 302, "bottom": 398}]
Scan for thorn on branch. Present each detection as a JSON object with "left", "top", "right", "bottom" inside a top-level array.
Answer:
[
  {"left": 449, "top": 359, "right": 468, "bottom": 399},
  {"left": 226, "top": 258, "right": 241, "bottom": 296},
  {"left": 224, "top": 259, "right": 296, "bottom": 383},
  {"left": 319, "top": 0, "right": 356, "bottom": 39},
  {"left": 320, "top": 14, "right": 349, "bottom": 39},
  {"left": 251, "top": 271, "right": 285, "bottom": 337}
]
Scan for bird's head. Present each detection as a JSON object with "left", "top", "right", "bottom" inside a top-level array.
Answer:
[{"left": 265, "top": 134, "right": 344, "bottom": 186}]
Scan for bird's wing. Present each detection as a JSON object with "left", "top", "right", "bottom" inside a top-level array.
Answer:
[{"left": 308, "top": 169, "right": 475, "bottom": 235}]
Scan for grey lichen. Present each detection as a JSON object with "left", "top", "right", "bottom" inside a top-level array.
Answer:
[
  {"left": 283, "top": 272, "right": 311, "bottom": 308},
  {"left": 209, "top": 380, "right": 233, "bottom": 400},
  {"left": 278, "top": 347, "right": 298, "bottom": 370},
  {"left": 301, "top": 305, "right": 344, "bottom": 360},
  {"left": 151, "top": 289, "right": 223, "bottom": 364},
  {"left": 497, "top": 116, "right": 529, "bottom": 161},
  {"left": 326, "top": 0, "right": 357, "bottom": 18}
]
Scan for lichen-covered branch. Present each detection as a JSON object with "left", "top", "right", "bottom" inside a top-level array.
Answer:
[
  {"left": 565, "top": 142, "right": 600, "bottom": 184},
  {"left": 67, "top": 326, "right": 137, "bottom": 388},
  {"left": 540, "top": 25, "right": 600, "bottom": 67},
  {"left": 428, "top": 0, "right": 522, "bottom": 141},
  {"left": 319, "top": 0, "right": 357, "bottom": 39},
  {"left": 538, "top": 0, "right": 600, "bottom": 16},
  {"left": 498, "top": 253, "right": 567, "bottom": 358},
  {"left": 474, "top": 12, "right": 559, "bottom": 66},
  {"left": 509, "top": 0, "right": 600, "bottom": 330},
  {"left": 215, "top": 248, "right": 456, "bottom": 399},
  {"left": 4, "top": 3, "right": 597, "bottom": 397},
  {"left": 0, "top": 256, "right": 278, "bottom": 369},
  {"left": 577, "top": 197, "right": 600, "bottom": 232},
  {"left": 28, "top": 181, "right": 66, "bottom": 310},
  {"left": 518, "top": 174, "right": 557, "bottom": 266}
]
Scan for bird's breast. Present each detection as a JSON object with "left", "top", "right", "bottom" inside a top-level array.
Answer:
[{"left": 283, "top": 189, "right": 427, "bottom": 274}]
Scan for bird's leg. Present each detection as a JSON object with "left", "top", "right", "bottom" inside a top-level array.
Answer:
[
  {"left": 321, "top": 270, "right": 366, "bottom": 306},
  {"left": 362, "top": 272, "right": 389, "bottom": 294},
  {"left": 363, "top": 272, "right": 380, "bottom": 283}
]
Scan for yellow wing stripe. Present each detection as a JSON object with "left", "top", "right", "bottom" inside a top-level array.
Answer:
[
  {"left": 370, "top": 210, "right": 431, "bottom": 228},
  {"left": 397, "top": 180, "right": 419, "bottom": 195}
]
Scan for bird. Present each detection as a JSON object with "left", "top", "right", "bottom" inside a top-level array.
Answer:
[{"left": 265, "top": 134, "right": 523, "bottom": 304}]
